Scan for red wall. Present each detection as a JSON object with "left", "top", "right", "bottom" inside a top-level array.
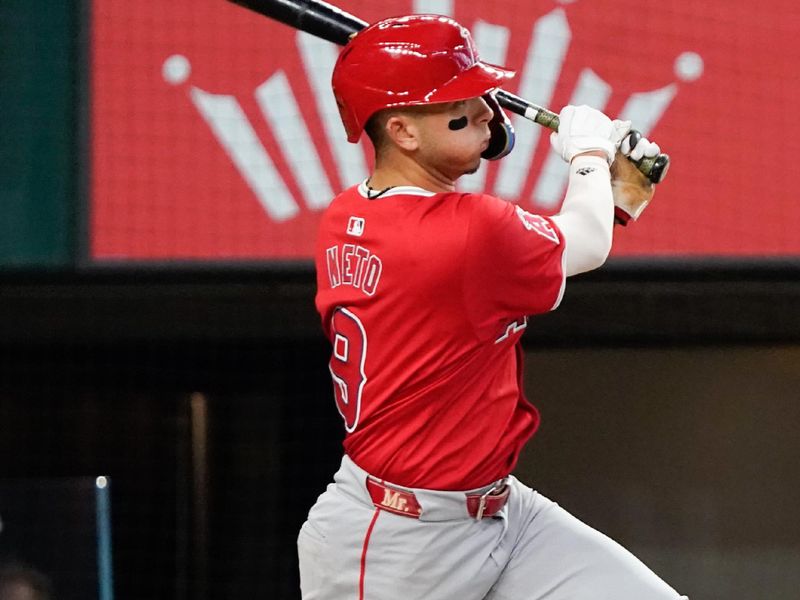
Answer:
[{"left": 90, "top": 0, "right": 800, "bottom": 260}]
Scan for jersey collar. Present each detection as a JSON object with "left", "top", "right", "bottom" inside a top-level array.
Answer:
[{"left": 357, "top": 180, "right": 438, "bottom": 199}]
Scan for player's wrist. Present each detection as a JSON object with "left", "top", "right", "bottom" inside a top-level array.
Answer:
[
  {"left": 569, "top": 154, "right": 611, "bottom": 172},
  {"left": 571, "top": 150, "right": 608, "bottom": 162}
]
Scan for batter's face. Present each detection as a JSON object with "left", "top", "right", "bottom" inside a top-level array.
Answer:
[{"left": 402, "top": 97, "right": 494, "bottom": 180}]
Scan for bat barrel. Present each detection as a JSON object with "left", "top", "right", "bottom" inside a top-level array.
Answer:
[{"left": 229, "top": 0, "right": 366, "bottom": 45}]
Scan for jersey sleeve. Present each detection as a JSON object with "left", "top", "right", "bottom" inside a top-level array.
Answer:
[{"left": 463, "top": 194, "right": 567, "bottom": 333}]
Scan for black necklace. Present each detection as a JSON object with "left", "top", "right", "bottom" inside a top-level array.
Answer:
[{"left": 365, "top": 179, "right": 395, "bottom": 200}]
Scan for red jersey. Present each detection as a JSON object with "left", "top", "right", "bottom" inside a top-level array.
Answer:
[{"left": 315, "top": 182, "right": 566, "bottom": 490}]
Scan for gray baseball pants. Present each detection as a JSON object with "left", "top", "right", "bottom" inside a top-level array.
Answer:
[{"left": 298, "top": 455, "right": 688, "bottom": 600}]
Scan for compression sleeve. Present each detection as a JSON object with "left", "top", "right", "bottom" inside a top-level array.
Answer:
[{"left": 550, "top": 155, "right": 614, "bottom": 276}]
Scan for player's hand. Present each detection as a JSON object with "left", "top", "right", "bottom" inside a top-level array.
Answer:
[
  {"left": 611, "top": 130, "right": 661, "bottom": 225},
  {"left": 611, "top": 119, "right": 633, "bottom": 151},
  {"left": 550, "top": 105, "right": 617, "bottom": 164},
  {"left": 619, "top": 129, "right": 661, "bottom": 161},
  {"left": 610, "top": 147, "right": 656, "bottom": 225}
]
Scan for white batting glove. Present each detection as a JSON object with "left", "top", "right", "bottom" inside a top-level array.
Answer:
[
  {"left": 619, "top": 130, "right": 661, "bottom": 161},
  {"left": 611, "top": 119, "right": 633, "bottom": 149},
  {"left": 549, "top": 105, "right": 616, "bottom": 164}
]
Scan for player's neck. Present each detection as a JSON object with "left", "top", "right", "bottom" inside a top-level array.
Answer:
[{"left": 369, "top": 155, "right": 456, "bottom": 194}]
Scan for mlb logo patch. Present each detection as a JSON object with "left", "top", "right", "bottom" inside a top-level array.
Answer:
[{"left": 347, "top": 216, "right": 365, "bottom": 237}]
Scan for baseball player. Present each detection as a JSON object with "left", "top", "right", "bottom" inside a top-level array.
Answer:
[{"left": 299, "top": 14, "right": 685, "bottom": 600}]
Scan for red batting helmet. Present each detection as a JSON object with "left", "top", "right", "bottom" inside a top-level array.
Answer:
[{"left": 332, "top": 14, "right": 516, "bottom": 143}]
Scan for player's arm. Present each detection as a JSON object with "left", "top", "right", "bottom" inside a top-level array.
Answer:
[
  {"left": 551, "top": 153, "right": 613, "bottom": 276},
  {"left": 548, "top": 105, "right": 620, "bottom": 277}
]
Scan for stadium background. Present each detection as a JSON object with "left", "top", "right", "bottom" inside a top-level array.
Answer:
[{"left": 1, "top": 0, "right": 799, "bottom": 598}]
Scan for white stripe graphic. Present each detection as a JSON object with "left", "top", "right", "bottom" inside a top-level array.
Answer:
[
  {"left": 413, "top": 0, "right": 453, "bottom": 14},
  {"left": 190, "top": 87, "right": 299, "bottom": 221},
  {"left": 494, "top": 8, "right": 570, "bottom": 199},
  {"left": 533, "top": 68, "right": 612, "bottom": 208},
  {"left": 459, "top": 20, "right": 511, "bottom": 194},
  {"left": 297, "top": 32, "right": 368, "bottom": 188},
  {"left": 617, "top": 84, "right": 677, "bottom": 136},
  {"left": 255, "top": 70, "right": 334, "bottom": 210}
]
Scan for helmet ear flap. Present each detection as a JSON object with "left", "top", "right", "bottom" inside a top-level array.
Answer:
[{"left": 481, "top": 92, "right": 515, "bottom": 160}]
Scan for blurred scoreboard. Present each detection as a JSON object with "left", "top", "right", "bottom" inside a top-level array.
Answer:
[{"left": 89, "top": 0, "right": 800, "bottom": 262}]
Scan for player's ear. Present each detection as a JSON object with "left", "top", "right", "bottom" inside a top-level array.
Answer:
[{"left": 385, "top": 115, "right": 420, "bottom": 152}]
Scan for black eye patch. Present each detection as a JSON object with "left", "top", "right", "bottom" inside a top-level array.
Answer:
[{"left": 448, "top": 116, "right": 468, "bottom": 130}]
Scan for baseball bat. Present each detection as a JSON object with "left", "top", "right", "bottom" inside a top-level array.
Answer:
[{"left": 227, "top": 0, "right": 670, "bottom": 184}]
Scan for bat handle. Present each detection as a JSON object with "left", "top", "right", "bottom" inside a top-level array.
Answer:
[
  {"left": 495, "top": 90, "right": 670, "bottom": 184},
  {"left": 495, "top": 89, "right": 560, "bottom": 129}
]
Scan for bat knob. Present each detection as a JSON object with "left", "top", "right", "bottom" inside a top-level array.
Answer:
[{"left": 648, "top": 153, "right": 670, "bottom": 184}]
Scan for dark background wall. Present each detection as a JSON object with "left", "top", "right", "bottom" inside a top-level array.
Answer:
[
  {"left": 519, "top": 345, "right": 800, "bottom": 600},
  {"left": 0, "top": 271, "right": 798, "bottom": 600},
  {"left": 0, "top": 0, "right": 76, "bottom": 267}
]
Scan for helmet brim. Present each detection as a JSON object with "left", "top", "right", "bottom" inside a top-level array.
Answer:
[{"left": 424, "top": 61, "right": 516, "bottom": 104}]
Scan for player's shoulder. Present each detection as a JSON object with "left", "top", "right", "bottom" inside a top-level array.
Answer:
[
  {"left": 464, "top": 193, "right": 562, "bottom": 246},
  {"left": 465, "top": 192, "right": 515, "bottom": 214},
  {"left": 319, "top": 185, "right": 363, "bottom": 228},
  {"left": 326, "top": 184, "right": 362, "bottom": 208},
  {"left": 455, "top": 192, "right": 520, "bottom": 230},
  {"left": 464, "top": 192, "right": 558, "bottom": 225}
]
